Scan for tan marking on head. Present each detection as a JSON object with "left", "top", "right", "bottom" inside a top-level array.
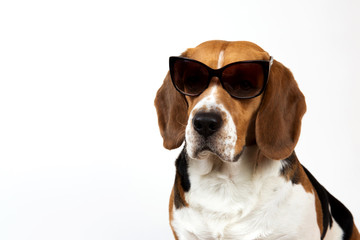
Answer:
[
  {"left": 222, "top": 41, "right": 269, "bottom": 64},
  {"left": 182, "top": 40, "right": 228, "bottom": 68}
]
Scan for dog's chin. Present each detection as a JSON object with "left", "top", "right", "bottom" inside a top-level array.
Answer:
[{"left": 187, "top": 145, "right": 244, "bottom": 163}]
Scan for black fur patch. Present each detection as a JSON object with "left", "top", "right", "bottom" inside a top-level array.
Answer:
[
  {"left": 327, "top": 189, "right": 354, "bottom": 240},
  {"left": 303, "top": 166, "right": 354, "bottom": 240},
  {"left": 173, "top": 148, "right": 190, "bottom": 209},
  {"left": 175, "top": 148, "right": 190, "bottom": 192}
]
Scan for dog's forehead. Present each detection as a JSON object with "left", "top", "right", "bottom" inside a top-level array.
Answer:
[{"left": 185, "top": 40, "right": 270, "bottom": 68}]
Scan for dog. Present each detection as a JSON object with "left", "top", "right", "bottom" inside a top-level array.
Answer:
[{"left": 154, "top": 40, "right": 359, "bottom": 240}]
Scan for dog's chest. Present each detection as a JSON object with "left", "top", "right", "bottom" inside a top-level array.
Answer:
[{"left": 171, "top": 159, "right": 320, "bottom": 240}]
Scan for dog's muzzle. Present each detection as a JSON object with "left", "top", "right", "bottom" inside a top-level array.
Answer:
[{"left": 188, "top": 111, "right": 238, "bottom": 161}]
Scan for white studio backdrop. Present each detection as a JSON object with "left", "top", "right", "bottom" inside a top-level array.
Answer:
[{"left": 0, "top": 0, "right": 359, "bottom": 239}]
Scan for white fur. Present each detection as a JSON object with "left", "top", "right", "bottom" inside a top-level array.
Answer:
[
  {"left": 217, "top": 50, "right": 225, "bottom": 69},
  {"left": 171, "top": 147, "right": 321, "bottom": 240},
  {"left": 324, "top": 212, "right": 345, "bottom": 240},
  {"left": 185, "top": 86, "right": 237, "bottom": 162}
]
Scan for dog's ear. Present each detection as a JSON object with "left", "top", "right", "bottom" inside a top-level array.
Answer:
[
  {"left": 154, "top": 71, "right": 188, "bottom": 150},
  {"left": 255, "top": 60, "right": 306, "bottom": 160}
]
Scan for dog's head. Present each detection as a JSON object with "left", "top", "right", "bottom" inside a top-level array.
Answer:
[{"left": 155, "top": 40, "right": 306, "bottom": 161}]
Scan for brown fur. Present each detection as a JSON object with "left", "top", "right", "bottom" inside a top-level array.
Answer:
[
  {"left": 173, "top": 173, "right": 189, "bottom": 208},
  {"left": 351, "top": 225, "right": 360, "bottom": 240},
  {"left": 154, "top": 72, "right": 188, "bottom": 149},
  {"left": 256, "top": 59, "right": 306, "bottom": 160}
]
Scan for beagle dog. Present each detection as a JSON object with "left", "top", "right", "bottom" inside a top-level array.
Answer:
[{"left": 154, "top": 40, "right": 359, "bottom": 240}]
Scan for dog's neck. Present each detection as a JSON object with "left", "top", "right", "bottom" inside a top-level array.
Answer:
[
  {"left": 186, "top": 145, "right": 282, "bottom": 182},
  {"left": 180, "top": 145, "right": 286, "bottom": 218}
]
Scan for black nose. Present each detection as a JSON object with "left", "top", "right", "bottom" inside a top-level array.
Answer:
[{"left": 193, "top": 112, "right": 223, "bottom": 138}]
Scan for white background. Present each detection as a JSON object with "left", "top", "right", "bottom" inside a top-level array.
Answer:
[{"left": 1, "top": 0, "right": 359, "bottom": 239}]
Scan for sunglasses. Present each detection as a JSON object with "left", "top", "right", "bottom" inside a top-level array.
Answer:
[{"left": 169, "top": 56, "right": 273, "bottom": 99}]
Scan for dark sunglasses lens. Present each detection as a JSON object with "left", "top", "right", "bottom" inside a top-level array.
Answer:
[
  {"left": 171, "top": 59, "right": 209, "bottom": 96},
  {"left": 221, "top": 63, "right": 265, "bottom": 98}
]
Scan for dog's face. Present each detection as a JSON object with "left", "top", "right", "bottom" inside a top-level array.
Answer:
[
  {"left": 155, "top": 40, "right": 306, "bottom": 161},
  {"left": 183, "top": 42, "right": 267, "bottom": 162},
  {"left": 184, "top": 80, "right": 261, "bottom": 162}
]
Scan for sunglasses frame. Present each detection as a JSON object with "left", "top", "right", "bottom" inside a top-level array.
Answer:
[{"left": 169, "top": 56, "right": 274, "bottom": 99}]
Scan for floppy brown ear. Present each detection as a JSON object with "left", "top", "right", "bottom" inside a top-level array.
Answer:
[
  {"left": 255, "top": 60, "right": 306, "bottom": 160},
  {"left": 154, "top": 71, "right": 188, "bottom": 149}
]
